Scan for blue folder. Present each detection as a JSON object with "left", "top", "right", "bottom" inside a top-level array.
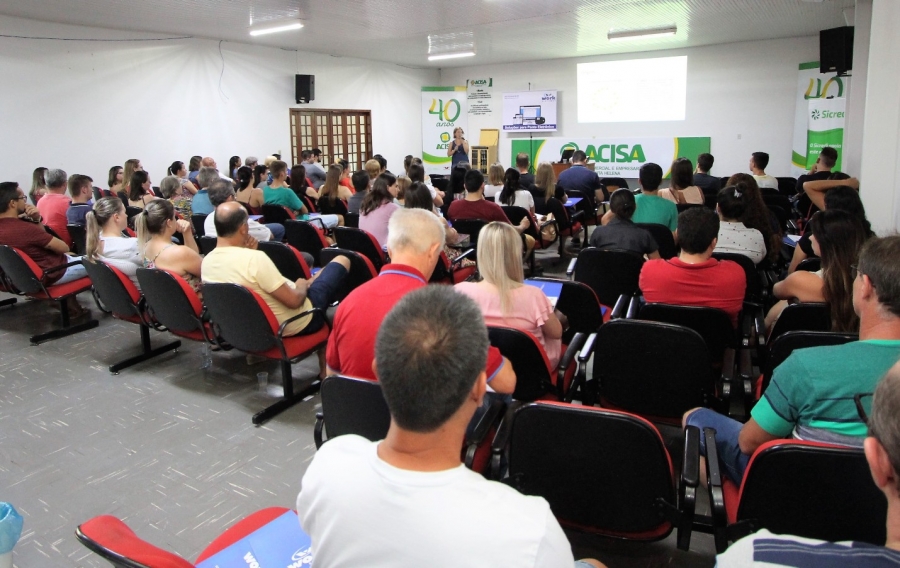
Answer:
[{"left": 196, "top": 510, "right": 312, "bottom": 568}]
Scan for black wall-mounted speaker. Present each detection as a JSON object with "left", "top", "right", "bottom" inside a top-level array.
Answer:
[
  {"left": 820, "top": 26, "right": 854, "bottom": 76},
  {"left": 295, "top": 74, "right": 314, "bottom": 104}
]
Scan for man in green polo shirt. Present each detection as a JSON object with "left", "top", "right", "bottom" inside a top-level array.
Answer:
[
  {"left": 684, "top": 234, "right": 900, "bottom": 482},
  {"left": 630, "top": 162, "right": 678, "bottom": 233}
]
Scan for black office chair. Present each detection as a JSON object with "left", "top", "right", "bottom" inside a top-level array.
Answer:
[
  {"left": 795, "top": 257, "right": 821, "bottom": 272},
  {"left": 636, "top": 223, "right": 677, "bottom": 259},
  {"left": 319, "top": 247, "right": 378, "bottom": 302},
  {"left": 284, "top": 219, "right": 332, "bottom": 266},
  {"left": 260, "top": 204, "right": 295, "bottom": 225},
  {"left": 776, "top": 176, "right": 797, "bottom": 196},
  {"left": 197, "top": 236, "right": 217, "bottom": 255},
  {"left": 759, "top": 330, "right": 857, "bottom": 396},
  {"left": 333, "top": 227, "right": 386, "bottom": 273},
  {"left": 449, "top": 219, "right": 487, "bottom": 254},
  {"left": 487, "top": 326, "right": 580, "bottom": 402},
  {"left": 768, "top": 302, "right": 831, "bottom": 344},
  {"left": 314, "top": 375, "right": 390, "bottom": 448},
  {"left": 570, "top": 247, "right": 644, "bottom": 309},
  {"left": 257, "top": 241, "right": 311, "bottom": 281},
  {"left": 68, "top": 224, "right": 87, "bottom": 256},
  {"left": 190, "top": 214, "right": 208, "bottom": 237}
]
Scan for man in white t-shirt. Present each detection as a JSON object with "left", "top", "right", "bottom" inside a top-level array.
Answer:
[
  {"left": 749, "top": 152, "right": 778, "bottom": 190},
  {"left": 297, "top": 285, "right": 604, "bottom": 568}
]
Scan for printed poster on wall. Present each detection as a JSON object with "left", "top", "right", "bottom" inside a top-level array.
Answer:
[
  {"left": 510, "top": 137, "right": 711, "bottom": 178},
  {"left": 421, "top": 87, "right": 468, "bottom": 175},
  {"left": 791, "top": 62, "right": 849, "bottom": 177},
  {"left": 502, "top": 90, "right": 558, "bottom": 131},
  {"left": 807, "top": 97, "right": 846, "bottom": 171},
  {"left": 467, "top": 78, "right": 493, "bottom": 116}
]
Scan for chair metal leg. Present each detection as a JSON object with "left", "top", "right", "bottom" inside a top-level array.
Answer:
[
  {"left": 251, "top": 360, "right": 321, "bottom": 425},
  {"left": 108, "top": 325, "right": 181, "bottom": 374},
  {"left": 0, "top": 297, "right": 16, "bottom": 307},
  {"left": 30, "top": 319, "right": 99, "bottom": 345}
]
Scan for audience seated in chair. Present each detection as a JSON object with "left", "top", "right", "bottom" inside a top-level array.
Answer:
[
  {"left": 749, "top": 151, "right": 779, "bottom": 190},
  {"left": 686, "top": 235, "right": 900, "bottom": 484},
  {"left": 127, "top": 170, "right": 156, "bottom": 210},
  {"left": 497, "top": 168, "right": 535, "bottom": 214},
  {"left": 712, "top": 183, "right": 766, "bottom": 265},
  {"left": 36, "top": 168, "right": 74, "bottom": 246},
  {"left": 347, "top": 169, "right": 369, "bottom": 215},
  {"left": 297, "top": 284, "right": 604, "bottom": 568},
  {"left": 692, "top": 152, "right": 722, "bottom": 197},
  {"left": 0, "top": 181, "right": 88, "bottom": 316},
  {"left": 404, "top": 182, "right": 474, "bottom": 270},
  {"left": 716, "top": 358, "right": 900, "bottom": 566},
  {"left": 726, "top": 173, "right": 782, "bottom": 264},
  {"left": 630, "top": 162, "right": 678, "bottom": 234},
  {"left": 589, "top": 188, "right": 659, "bottom": 258},
  {"left": 358, "top": 173, "right": 401, "bottom": 249},
  {"left": 85, "top": 197, "right": 143, "bottom": 288},
  {"left": 263, "top": 160, "right": 306, "bottom": 214},
  {"left": 234, "top": 165, "right": 264, "bottom": 211},
  {"left": 202, "top": 178, "right": 284, "bottom": 242},
  {"left": 159, "top": 175, "right": 193, "bottom": 219},
  {"left": 659, "top": 157, "right": 704, "bottom": 205},
  {"left": 190, "top": 166, "right": 218, "bottom": 215},
  {"left": 317, "top": 164, "right": 353, "bottom": 210},
  {"left": 326, "top": 208, "right": 514, "bottom": 394},
  {"left": 65, "top": 174, "right": 93, "bottom": 227},
  {"left": 457, "top": 222, "right": 564, "bottom": 368},
  {"left": 408, "top": 161, "right": 444, "bottom": 208},
  {"left": 201, "top": 202, "right": 349, "bottom": 376},
  {"left": 137, "top": 199, "right": 202, "bottom": 297},
  {"left": 556, "top": 149, "right": 604, "bottom": 210},
  {"left": 639, "top": 206, "right": 745, "bottom": 327},
  {"left": 766, "top": 210, "right": 868, "bottom": 332},
  {"left": 448, "top": 169, "right": 534, "bottom": 254}
]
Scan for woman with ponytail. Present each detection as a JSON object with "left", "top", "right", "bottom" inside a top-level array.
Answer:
[
  {"left": 167, "top": 161, "right": 198, "bottom": 196},
  {"left": 85, "top": 197, "right": 143, "bottom": 286},
  {"left": 235, "top": 166, "right": 265, "bottom": 211},
  {"left": 713, "top": 183, "right": 766, "bottom": 264},
  {"left": 136, "top": 199, "right": 202, "bottom": 295}
]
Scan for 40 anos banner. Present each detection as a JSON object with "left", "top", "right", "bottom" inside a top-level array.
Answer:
[
  {"left": 422, "top": 87, "right": 467, "bottom": 175},
  {"left": 510, "top": 137, "right": 710, "bottom": 178}
]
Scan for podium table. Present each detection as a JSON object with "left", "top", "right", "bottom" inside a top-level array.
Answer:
[{"left": 552, "top": 162, "right": 595, "bottom": 178}]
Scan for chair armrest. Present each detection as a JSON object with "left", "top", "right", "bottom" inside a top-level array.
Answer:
[
  {"left": 558, "top": 332, "right": 587, "bottom": 401},
  {"left": 720, "top": 348, "right": 736, "bottom": 407},
  {"left": 578, "top": 332, "right": 597, "bottom": 364},
  {"left": 314, "top": 412, "right": 326, "bottom": 448},
  {"left": 677, "top": 425, "right": 701, "bottom": 550},
  {"left": 626, "top": 294, "right": 641, "bottom": 318},
  {"left": 464, "top": 397, "right": 507, "bottom": 470},
  {"left": 570, "top": 210, "right": 585, "bottom": 223},
  {"left": 489, "top": 401, "right": 525, "bottom": 480},
  {"left": 703, "top": 427, "right": 729, "bottom": 553},
  {"left": 450, "top": 248, "right": 474, "bottom": 267},
  {"left": 610, "top": 294, "right": 630, "bottom": 319},
  {"left": 42, "top": 258, "right": 85, "bottom": 278},
  {"left": 276, "top": 307, "right": 323, "bottom": 341},
  {"left": 565, "top": 257, "right": 577, "bottom": 277}
]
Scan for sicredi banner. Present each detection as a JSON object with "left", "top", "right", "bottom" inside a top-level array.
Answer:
[
  {"left": 807, "top": 97, "right": 845, "bottom": 171},
  {"left": 502, "top": 90, "right": 558, "bottom": 132},
  {"left": 421, "top": 87, "right": 468, "bottom": 175},
  {"left": 791, "top": 62, "right": 848, "bottom": 177},
  {"left": 510, "top": 137, "right": 710, "bottom": 178}
]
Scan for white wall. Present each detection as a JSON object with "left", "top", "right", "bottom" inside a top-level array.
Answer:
[
  {"left": 0, "top": 15, "right": 438, "bottom": 189},
  {"left": 440, "top": 36, "right": 818, "bottom": 179}
]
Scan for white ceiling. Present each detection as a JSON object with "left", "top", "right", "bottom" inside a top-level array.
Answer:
[{"left": 0, "top": 0, "right": 854, "bottom": 68}]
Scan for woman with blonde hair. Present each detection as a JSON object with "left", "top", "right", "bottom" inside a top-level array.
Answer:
[
  {"left": 318, "top": 163, "right": 353, "bottom": 204},
  {"left": 30, "top": 167, "right": 49, "bottom": 205},
  {"left": 533, "top": 162, "right": 565, "bottom": 215},
  {"left": 456, "top": 222, "right": 565, "bottom": 367},
  {"left": 484, "top": 162, "right": 505, "bottom": 199},
  {"left": 395, "top": 175, "right": 411, "bottom": 206},
  {"left": 136, "top": 199, "right": 202, "bottom": 295},
  {"left": 121, "top": 158, "right": 142, "bottom": 197},
  {"left": 85, "top": 197, "right": 142, "bottom": 286}
]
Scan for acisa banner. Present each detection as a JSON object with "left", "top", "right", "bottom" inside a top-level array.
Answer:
[
  {"left": 510, "top": 137, "right": 711, "bottom": 178},
  {"left": 806, "top": 98, "right": 845, "bottom": 172},
  {"left": 421, "top": 87, "right": 467, "bottom": 176}
]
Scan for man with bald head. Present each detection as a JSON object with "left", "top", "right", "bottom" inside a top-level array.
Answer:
[
  {"left": 201, "top": 202, "right": 349, "bottom": 374},
  {"left": 200, "top": 156, "right": 233, "bottom": 183}
]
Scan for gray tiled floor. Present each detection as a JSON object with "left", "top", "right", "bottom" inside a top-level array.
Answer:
[{"left": 0, "top": 247, "right": 716, "bottom": 567}]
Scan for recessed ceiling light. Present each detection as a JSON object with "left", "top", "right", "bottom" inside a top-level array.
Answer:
[
  {"left": 428, "top": 51, "right": 476, "bottom": 61},
  {"left": 608, "top": 25, "right": 677, "bottom": 42},
  {"left": 249, "top": 20, "right": 303, "bottom": 36}
]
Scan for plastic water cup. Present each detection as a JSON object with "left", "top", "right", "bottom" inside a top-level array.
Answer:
[{"left": 257, "top": 372, "right": 269, "bottom": 394}]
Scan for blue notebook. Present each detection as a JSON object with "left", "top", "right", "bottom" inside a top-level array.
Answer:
[
  {"left": 564, "top": 197, "right": 583, "bottom": 207},
  {"left": 196, "top": 510, "right": 312, "bottom": 568}
]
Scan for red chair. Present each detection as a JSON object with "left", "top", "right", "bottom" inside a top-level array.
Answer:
[
  {"left": 702, "top": 432, "right": 886, "bottom": 552},
  {"left": 319, "top": 247, "right": 378, "bottom": 302},
  {"left": 75, "top": 507, "right": 291, "bottom": 568},
  {"left": 0, "top": 265, "right": 18, "bottom": 308},
  {"left": 136, "top": 268, "right": 216, "bottom": 344},
  {"left": 260, "top": 204, "right": 296, "bottom": 225},
  {"left": 486, "top": 326, "right": 581, "bottom": 402},
  {"left": 0, "top": 245, "right": 98, "bottom": 344},
  {"left": 546, "top": 196, "right": 586, "bottom": 255},
  {"left": 429, "top": 250, "right": 476, "bottom": 284},
  {"left": 83, "top": 260, "right": 182, "bottom": 373},
  {"left": 202, "top": 283, "right": 328, "bottom": 424},
  {"left": 257, "top": 241, "right": 312, "bottom": 281},
  {"left": 333, "top": 226, "right": 386, "bottom": 272}
]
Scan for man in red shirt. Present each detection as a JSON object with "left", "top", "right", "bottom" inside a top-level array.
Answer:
[
  {"left": 448, "top": 169, "right": 533, "bottom": 253},
  {"left": 639, "top": 207, "right": 745, "bottom": 326},
  {"left": 326, "top": 207, "right": 515, "bottom": 395},
  {"left": 0, "top": 182, "right": 88, "bottom": 313},
  {"left": 35, "top": 168, "right": 73, "bottom": 247}
]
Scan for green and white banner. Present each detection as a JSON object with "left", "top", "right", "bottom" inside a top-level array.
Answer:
[
  {"left": 791, "top": 62, "right": 849, "bottom": 177},
  {"left": 806, "top": 97, "right": 845, "bottom": 172},
  {"left": 510, "top": 137, "right": 711, "bottom": 178},
  {"left": 421, "top": 87, "right": 467, "bottom": 176}
]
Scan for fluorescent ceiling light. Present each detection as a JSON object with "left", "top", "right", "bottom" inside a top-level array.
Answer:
[
  {"left": 249, "top": 20, "right": 303, "bottom": 36},
  {"left": 608, "top": 25, "right": 677, "bottom": 42},
  {"left": 428, "top": 51, "right": 476, "bottom": 61}
]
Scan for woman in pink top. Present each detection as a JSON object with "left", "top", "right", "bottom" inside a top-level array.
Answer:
[
  {"left": 358, "top": 173, "right": 400, "bottom": 248},
  {"left": 456, "top": 222, "right": 564, "bottom": 367},
  {"left": 660, "top": 157, "right": 704, "bottom": 205}
]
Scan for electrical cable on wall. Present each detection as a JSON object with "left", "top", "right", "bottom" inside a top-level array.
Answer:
[{"left": 217, "top": 40, "right": 229, "bottom": 101}]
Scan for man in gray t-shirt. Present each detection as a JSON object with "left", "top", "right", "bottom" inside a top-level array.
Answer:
[
  {"left": 347, "top": 170, "right": 369, "bottom": 215},
  {"left": 304, "top": 149, "right": 327, "bottom": 189}
]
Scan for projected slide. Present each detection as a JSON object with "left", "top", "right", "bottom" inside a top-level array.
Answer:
[
  {"left": 577, "top": 56, "right": 687, "bottom": 122},
  {"left": 502, "top": 90, "right": 558, "bottom": 131}
]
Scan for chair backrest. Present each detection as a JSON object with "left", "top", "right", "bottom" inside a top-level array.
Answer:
[
  {"left": 507, "top": 402, "right": 675, "bottom": 539},
  {"left": 319, "top": 247, "right": 377, "bottom": 302},
  {"left": 737, "top": 440, "right": 886, "bottom": 545},
  {"left": 284, "top": 220, "right": 330, "bottom": 265},
  {"left": 317, "top": 375, "right": 390, "bottom": 447},
  {"left": 635, "top": 224, "right": 677, "bottom": 259},
  {"left": 769, "top": 302, "right": 831, "bottom": 343},
  {"left": 449, "top": 219, "right": 486, "bottom": 250},
  {"left": 762, "top": 330, "right": 857, "bottom": 392},
  {"left": 531, "top": 277, "right": 603, "bottom": 333},
  {"left": 0, "top": 246, "right": 43, "bottom": 294},
  {"left": 190, "top": 214, "right": 207, "bottom": 237},
  {"left": 712, "top": 252, "right": 762, "bottom": 303},
  {"left": 333, "top": 227, "right": 384, "bottom": 272},
  {"left": 766, "top": 204, "right": 790, "bottom": 232},
  {"left": 431, "top": 177, "right": 449, "bottom": 192},
  {"left": 501, "top": 205, "right": 541, "bottom": 243},
  {"left": 795, "top": 257, "right": 821, "bottom": 272},
  {"left": 258, "top": 241, "right": 311, "bottom": 281},
  {"left": 203, "top": 283, "right": 279, "bottom": 353},
  {"left": 600, "top": 177, "right": 629, "bottom": 191},
  {"left": 487, "top": 326, "right": 555, "bottom": 401},
  {"left": 545, "top": 197, "right": 574, "bottom": 231},
  {"left": 125, "top": 206, "right": 143, "bottom": 230},
  {"left": 298, "top": 192, "right": 317, "bottom": 213},
  {"left": 676, "top": 203, "right": 702, "bottom": 214},
  {"left": 639, "top": 303, "right": 733, "bottom": 363},
  {"left": 82, "top": 260, "right": 143, "bottom": 321},
  {"left": 776, "top": 176, "right": 797, "bottom": 196},
  {"left": 68, "top": 224, "right": 87, "bottom": 256},
  {"left": 260, "top": 204, "right": 293, "bottom": 225},
  {"left": 197, "top": 236, "right": 217, "bottom": 255},
  {"left": 594, "top": 319, "right": 712, "bottom": 421},
  {"left": 572, "top": 247, "right": 644, "bottom": 308},
  {"left": 318, "top": 196, "right": 349, "bottom": 216},
  {"left": 76, "top": 515, "right": 193, "bottom": 568},
  {"left": 136, "top": 268, "right": 205, "bottom": 335}
]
